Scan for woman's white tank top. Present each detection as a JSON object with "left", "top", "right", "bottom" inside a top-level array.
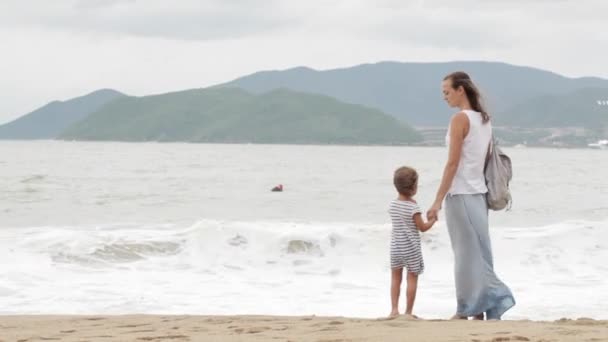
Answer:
[{"left": 445, "top": 109, "right": 492, "bottom": 195}]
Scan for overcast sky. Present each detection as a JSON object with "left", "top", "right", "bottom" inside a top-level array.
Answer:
[{"left": 1, "top": 0, "right": 606, "bottom": 123}]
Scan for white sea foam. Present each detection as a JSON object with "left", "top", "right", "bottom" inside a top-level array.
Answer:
[{"left": 0, "top": 218, "right": 606, "bottom": 319}]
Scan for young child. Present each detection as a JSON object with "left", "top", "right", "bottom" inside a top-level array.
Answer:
[{"left": 388, "top": 166, "right": 436, "bottom": 319}]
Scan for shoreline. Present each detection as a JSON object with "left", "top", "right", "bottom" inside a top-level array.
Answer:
[{"left": 1, "top": 315, "right": 606, "bottom": 342}]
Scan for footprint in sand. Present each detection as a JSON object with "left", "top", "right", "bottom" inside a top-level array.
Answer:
[
  {"left": 491, "top": 336, "right": 531, "bottom": 342},
  {"left": 125, "top": 329, "right": 156, "bottom": 334},
  {"left": 136, "top": 335, "right": 188, "bottom": 341},
  {"left": 233, "top": 326, "right": 271, "bottom": 334},
  {"left": 319, "top": 326, "right": 339, "bottom": 332},
  {"left": 116, "top": 323, "right": 152, "bottom": 328},
  {"left": 247, "top": 327, "right": 271, "bottom": 334}
]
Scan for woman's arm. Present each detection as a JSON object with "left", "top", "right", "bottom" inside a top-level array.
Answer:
[{"left": 427, "top": 112, "right": 468, "bottom": 219}]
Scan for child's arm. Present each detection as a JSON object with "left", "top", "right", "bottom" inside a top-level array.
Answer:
[{"left": 413, "top": 213, "right": 436, "bottom": 232}]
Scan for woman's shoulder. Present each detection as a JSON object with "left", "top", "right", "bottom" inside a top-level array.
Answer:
[
  {"left": 451, "top": 111, "right": 469, "bottom": 122},
  {"left": 448, "top": 112, "right": 470, "bottom": 134}
]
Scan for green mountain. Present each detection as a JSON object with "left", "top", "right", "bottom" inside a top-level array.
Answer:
[
  {"left": 499, "top": 87, "right": 608, "bottom": 128},
  {"left": 4, "top": 61, "right": 606, "bottom": 146},
  {"left": 0, "top": 89, "right": 125, "bottom": 139},
  {"left": 60, "top": 87, "right": 422, "bottom": 145},
  {"left": 220, "top": 61, "right": 608, "bottom": 126}
]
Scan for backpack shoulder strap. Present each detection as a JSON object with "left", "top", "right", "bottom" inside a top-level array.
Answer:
[{"left": 485, "top": 134, "right": 494, "bottom": 168}]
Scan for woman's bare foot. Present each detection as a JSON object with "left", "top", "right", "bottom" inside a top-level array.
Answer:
[
  {"left": 473, "top": 313, "right": 485, "bottom": 320},
  {"left": 403, "top": 313, "right": 419, "bottom": 320},
  {"left": 450, "top": 314, "right": 467, "bottom": 320},
  {"left": 388, "top": 310, "right": 399, "bottom": 319}
]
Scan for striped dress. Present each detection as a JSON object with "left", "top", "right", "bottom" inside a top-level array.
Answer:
[{"left": 388, "top": 199, "right": 424, "bottom": 274}]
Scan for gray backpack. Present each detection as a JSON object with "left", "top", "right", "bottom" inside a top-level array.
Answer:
[{"left": 484, "top": 136, "right": 512, "bottom": 210}]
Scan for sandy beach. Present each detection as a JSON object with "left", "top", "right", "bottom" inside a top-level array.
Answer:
[{"left": 0, "top": 315, "right": 606, "bottom": 342}]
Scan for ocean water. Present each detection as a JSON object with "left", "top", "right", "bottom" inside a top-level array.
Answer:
[{"left": 0, "top": 141, "right": 606, "bottom": 320}]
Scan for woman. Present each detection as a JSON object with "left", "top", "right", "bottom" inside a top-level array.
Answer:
[{"left": 427, "top": 71, "right": 515, "bottom": 320}]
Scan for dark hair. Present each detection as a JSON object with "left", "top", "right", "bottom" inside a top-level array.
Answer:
[
  {"left": 393, "top": 166, "right": 418, "bottom": 197},
  {"left": 444, "top": 71, "right": 490, "bottom": 124}
]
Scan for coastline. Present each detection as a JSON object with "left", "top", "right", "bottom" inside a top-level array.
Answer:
[{"left": 1, "top": 315, "right": 606, "bottom": 342}]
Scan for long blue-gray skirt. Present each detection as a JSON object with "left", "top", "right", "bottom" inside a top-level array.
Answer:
[{"left": 445, "top": 193, "right": 515, "bottom": 320}]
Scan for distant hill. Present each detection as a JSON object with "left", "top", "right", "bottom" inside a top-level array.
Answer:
[
  {"left": 60, "top": 87, "right": 422, "bottom": 145},
  {"left": 4, "top": 61, "right": 607, "bottom": 147},
  {"left": 220, "top": 61, "right": 608, "bottom": 126},
  {"left": 0, "top": 89, "right": 126, "bottom": 139},
  {"left": 499, "top": 87, "right": 608, "bottom": 128}
]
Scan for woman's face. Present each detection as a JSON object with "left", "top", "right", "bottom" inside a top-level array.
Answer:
[{"left": 442, "top": 79, "right": 463, "bottom": 108}]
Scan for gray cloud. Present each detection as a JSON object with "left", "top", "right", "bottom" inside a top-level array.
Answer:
[
  {"left": 73, "top": 0, "right": 136, "bottom": 10},
  {"left": 360, "top": 7, "right": 517, "bottom": 49},
  {"left": 316, "top": 0, "right": 608, "bottom": 50},
  {"left": 0, "top": 0, "right": 300, "bottom": 40},
  {"left": 2, "top": 0, "right": 606, "bottom": 45},
  {"left": 1, "top": 0, "right": 607, "bottom": 123}
]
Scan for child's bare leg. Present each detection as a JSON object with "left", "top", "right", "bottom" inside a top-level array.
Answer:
[
  {"left": 390, "top": 268, "right": 403, "bottom": 317},
  {"left": 405, "top": 271, "right": 419, "bottom": 316}
]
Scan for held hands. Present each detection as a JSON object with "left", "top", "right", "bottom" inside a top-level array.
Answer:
[{"left": 426, "top": 202, "right": 442, "bottom": 222}]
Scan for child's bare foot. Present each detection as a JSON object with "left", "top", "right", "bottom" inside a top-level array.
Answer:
[
  {"left": 388, "top": 310, "right": 399, "bottom": 319},
  {"left": 403, "top": 313, "right": 419, "bottom": 320}
]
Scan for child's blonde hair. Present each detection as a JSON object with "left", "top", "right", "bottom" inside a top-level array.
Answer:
[{"left": 393, "top": 166, "right": 418, "bottom": 197}]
